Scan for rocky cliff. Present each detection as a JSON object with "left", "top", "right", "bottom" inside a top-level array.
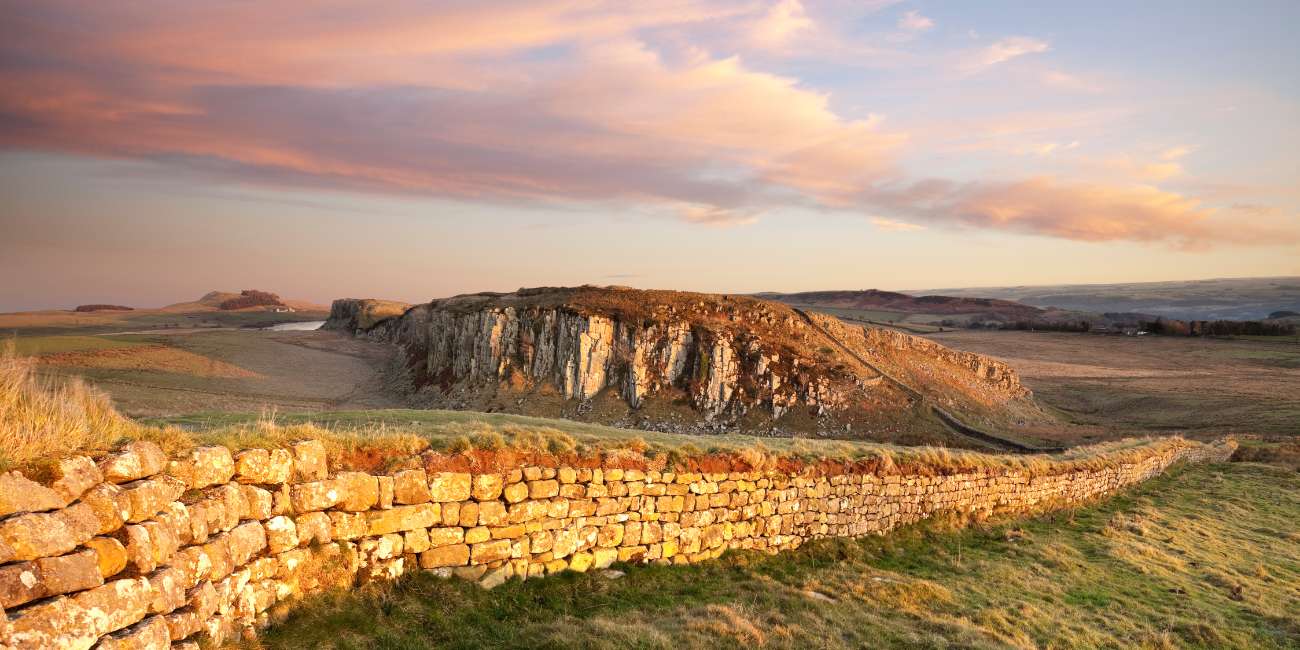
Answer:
[{"left": 329, "top": 287, "right": 1043, "bottom": 443}]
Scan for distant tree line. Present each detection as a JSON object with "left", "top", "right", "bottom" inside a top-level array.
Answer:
[
  {"left": 73, "top": 304, "right": 133, "bottom": 312},
  {"left": 218, "top": 290, "right": 284, "bottom": 310},
  {"left": 1142, "top": 318, "right": 1296, "bottom": 337}
]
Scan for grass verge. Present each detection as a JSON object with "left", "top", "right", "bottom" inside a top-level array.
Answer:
[{"left": 243, "top": 461, "right": 1300, "bottom": 650}]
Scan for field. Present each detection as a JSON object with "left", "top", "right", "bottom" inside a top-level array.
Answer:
[
  {"left": 923, "top": 329, "right": 1300, "bottom": 443},
  {"left": 243, "top": 459, "right": 1299, "bottom": 650},
  {"left": 13, "top": 329, "right": 400, "bottom": 417}
]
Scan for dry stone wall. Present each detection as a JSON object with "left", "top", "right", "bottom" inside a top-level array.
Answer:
[{"left": 1, "top": 438, "right": 1235, "bottom": 649}]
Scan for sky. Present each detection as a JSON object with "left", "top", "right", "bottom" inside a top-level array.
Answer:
[{"left": 1, "top": 0, "right": 1298, "bottom": 311}]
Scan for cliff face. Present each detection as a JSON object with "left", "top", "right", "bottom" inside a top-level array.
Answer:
[{"left": 330, "top": 287, "right": 1039, "bottom": 440}]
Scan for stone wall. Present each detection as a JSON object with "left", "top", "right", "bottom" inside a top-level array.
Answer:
[{"left": 0, "top": 437, "right": 1235, "bottom": 649}]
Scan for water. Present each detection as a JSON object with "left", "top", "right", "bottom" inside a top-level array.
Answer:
[{"left": 263, "top": 320, "right": 326, "bottom": 331}]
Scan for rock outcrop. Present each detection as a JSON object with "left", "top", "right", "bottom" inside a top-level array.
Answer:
[{"left": 331, "top": 287, "right": 1041, "bottom": 440}]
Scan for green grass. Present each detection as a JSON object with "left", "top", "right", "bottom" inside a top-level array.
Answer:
[
  {"left": 9, "top": 334, "right": 150, "bottom": 355},
  {"left": 244, "top": 461, "right": 1299, "bottom": 649}
]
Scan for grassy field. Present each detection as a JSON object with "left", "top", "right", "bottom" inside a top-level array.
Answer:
[
  {"left": 242, "top": 459, "right": 1299, "bottom": 650},
  {"left": 925, "top": 329, "right": 1300, "bottom": 442}
]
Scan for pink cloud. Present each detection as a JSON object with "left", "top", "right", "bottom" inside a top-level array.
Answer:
[{"left": 0, "top": 1, "right": 1292, "bottom": 250}]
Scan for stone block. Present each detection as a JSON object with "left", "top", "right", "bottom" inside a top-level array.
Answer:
[
  {"left": 264, "top": 516, "right": 298, "bottom": 554},
  {"left": 85, "top": 536, "right": 128, "bottom": 579},
  {"left": 99, "top": 441, "right": 167, "bottom": 484},
  {"left": 294, "top": 511, "right": 332, "bottom": 546},
  {"left": 502, "top": 482, "right": 528, "bottom": 504},
  {"left": 419, "top": 544, "right": 469, "bottom": 568},
  {"left": 471, "top": 474, "right": 504, "bottom": 501},
  {"left": 393, "top": 470, "right": 430, "bottom": 504},
  {"left": 290, "top": 440, "right": 328, "bottom": 482},
  {"left": 334, "top": 472, "right": 379, "bottom": 511},
  {"left": 428, "top": 472, "right": 471, "bottom": 502},
  {"left": 366, "top": 503, "right": 439, "bottom": 535},
  {"left": 289, "top": 480, "right": 340, "bottom": 512},
  {"left": 0, "top": 471, "right": 64, "bottom": 517},
  {"left": 121, "top": 476, "right": 186, "bottom": 523},
  {"left": 0, "top": 511, "right": 81, "bottom": 562},
  {"left": 167, "top": 446, "right": 235, "bottom": 489},
  {"left": 470, "top": 539, "right": 511, "bottom": 564}
]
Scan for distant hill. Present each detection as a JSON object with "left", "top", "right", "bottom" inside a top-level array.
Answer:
[
  {"left": 162, "top": 290, "right": 328, "bottom": 313},
  {"left": 756, "top": 289, "right": 1043, "bottom": 322},
  {"left": 914, "top": 277, "right": 1300, "bottom": 321}
]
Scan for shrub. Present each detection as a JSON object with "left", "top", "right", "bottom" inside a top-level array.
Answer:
[
  {"left": 73, "top": 304, "right": 134, "bottom": 312},
  {"left": 218, "top": 290, "right": 284, "bottom": 310}
]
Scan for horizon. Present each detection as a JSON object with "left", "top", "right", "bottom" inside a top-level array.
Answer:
[{"left": 3, "top": 1, "right": 1299, "bottom": 312}]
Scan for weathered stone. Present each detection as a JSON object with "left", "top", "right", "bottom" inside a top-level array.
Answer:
[
  {"left": 418, "top": 544, "right": 469, "bottom": 568},
  {"left": 99, "top": 442, "right": 167, "bottom": 484},
  {"left": 528, "top": 479, "right": 559, "bottom": 499},
  {"left": 146, "top": 565, "right": 187, "bottom": 614},
  {"left": 294, "top": 511, "right": 331, "bottom": 546},
  {"left": 428, "top": 472, "right": 471, "bottom": 502},
  {"left": 226, "top": 521, "right": 267, "bottom": 567},
  {"left": 84, "top": 536, "right": 128, "bottom": 579},
  {"left": 427, "top": 527, "right": 464, "bottom": 547},
  {"left": 0, "top": 561, "right": 44, "bottom": 609},
  {"left": 329, "top": 511, "right": 367, "bottom": 540},
  {"left": 478, "top": 564, "right": 512, "bottom": 589},
  {"left": 477, "top": 501, "right": 508, "bottom": 526},
  {"left": 233, "top": 448, "right": 294, "bottom": 485},
  {"left": 393, "top": 470, "right": 430, "bottom": 504},
  {"left": 0, "top": 471, "right": 64, "bottom": 517},
  {"left": 120, "top": 476, "right": 186, "bottom": 523},
  {"left": 366, "top": 504, "right": 439, "bottom": 535},
  {"left": 50, "top": 456, "right": 103, "bottom": 505},
  {"left": 470, "top": 539, "right": 511, "bottom": 564},
  {"left": 464, "top": 526, "right": 490, "bottom": 544},
  {"left": 471, "top": 474, "right": 504, "bottom": 501},
  {"left": 403, "top": 528, "right": 431, "bottom": 554},
  {"left": 333, "top": 472, "right": 379, "bottom": 511},
  {"left": 141, "top": 520, "right": 180, "bottom": 567},
  {"left": 0, "top": 511, "right": 81, "bottom": 562},
  {"left": 4, "top": 594, "right": 102, "bottom": 649},
  {"left": 80, "top": 483, "right": 130, "bottom": 535},
  {"left": 289, "top": 480, "right": 340, "bottom": 512},
  {"left": 568, "top": 551, "right": 594, "bottom": 573},
  {"left": 119, "top": 524, "right": 156, "bottom": 574},
  {"left": 264, "top": 516, "right": 298, "bottom": 553},
  {"left": 377, "top": 475, "right": 394, "bottom": 509},
  {"left": 502, "top": 482, "right": 528, "bottom": 504},
  {"left": 290, "top": 440, "right": 328, "bottom": 481},
  {"left": 38, "top": 549, "right": 103, "bottom": 599},
  {"left": 239, "top": 484, "right": 274, "bottom": 520},
  {"left": 95, "top": 614, "right": 170, "bottom": 650},
  {"left": 166, "top": 446, "right": 235, "bottom": 489}
]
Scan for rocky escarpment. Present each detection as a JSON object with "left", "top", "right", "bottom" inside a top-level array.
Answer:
[{"left": 330, "top": 287, "right": 1042, "bottom": 440}]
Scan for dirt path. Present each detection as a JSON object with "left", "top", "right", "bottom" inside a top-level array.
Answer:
[{"left": 794, "top": 308, "right": 1052, "bottom": 453}]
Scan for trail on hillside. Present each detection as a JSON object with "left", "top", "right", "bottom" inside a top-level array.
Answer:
[{"left": 793, "top": 308, "right": 1054, "bottom": 453}]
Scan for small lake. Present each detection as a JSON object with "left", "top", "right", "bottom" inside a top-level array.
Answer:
[{"left": 263, "top": 320, "right": 326, "bottom": 331}]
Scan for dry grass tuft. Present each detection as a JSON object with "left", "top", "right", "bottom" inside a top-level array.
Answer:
[{"left": 0, "top": 343, "right": 155, "bottom": 471}]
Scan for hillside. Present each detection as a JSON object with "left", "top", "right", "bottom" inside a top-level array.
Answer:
[
  {"left": 327, "top": 287, "right": 1052, "bottom": 447},
  {"left": 918, "top": 276, "right": 1300, "bottom": 321},
  {"left": 758, "top": 289, "right": 1044, "bottom": 321}
]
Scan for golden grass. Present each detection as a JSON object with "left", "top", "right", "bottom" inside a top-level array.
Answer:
[{"left": 0, "top": 342, "right": 146, "bottom": 471}]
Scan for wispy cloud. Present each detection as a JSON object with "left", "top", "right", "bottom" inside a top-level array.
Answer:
[
  {"left": 751, "top": 0, "right": 814, "bottom": 49},
  {"left": 897, "top": 10, "right": 934, "bottom": 32},
  {"left": 963, "top": 36, "right": 1050, "bottom": 71},
  {"left": 871, "top": 216, "right": 925, "bottom": 231}
]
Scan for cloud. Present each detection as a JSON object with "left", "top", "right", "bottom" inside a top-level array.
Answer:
[
  {"left": 870, "top": 217, "right": 925, "bottom": 231},
  {"left": 897, "top": 10, "right": 934, "bottom": 32},
  {"left": 751, "top": 0, "right": 814, "bottom": 49},
  {"left": 869, "top": 177, "right": 1296, "bottom": 249},
  {"left": 0, "top": 1, "right": 1291, "bottom": 251},
  {"left": 964, "top": 36, "right": 1050, "bottom": 71}
]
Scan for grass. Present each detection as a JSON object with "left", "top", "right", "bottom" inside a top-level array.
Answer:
[
  {"left": 9, "top": 334, "right": 149, "bottom": 356},
  {"left": 241, "top": 460, "right": 1299, "bottom": 649}
]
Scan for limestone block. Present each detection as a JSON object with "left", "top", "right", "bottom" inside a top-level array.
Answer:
[
  {"left": 502, "top": 482, "right": 528, "bottom": 504},
  {"left": 84, "top": 536, "right": 128, "bottom": 579},
  {"left": 289, "top": 480, "right": 340, "bottom": 513},
  {"left": 477, "top": 501, "right": 508, "bottom": 526},
  {"left": 234, "top": 448, "right": 293, "bottom": 485},
  {"left": 294, "top": 512, "right": 331, "bottom": 546},
  {"left": 290, "top": 440, "right": 328, "bottom": 482},
  {"left": 49, "top": 456, "right": 104, "bottom": 505},
  {"left": 471, "top": 474, "right": 504, "bottom": 501},
  {"left": 470, "top": 540, "right": 511, "bottom": 564},
  {"left": 239, "top": 485, "right": 274, "bottom": 520},
  {"left": 404, "top": 528, "right": 431, "bottom": 554},
  {"left": 226, "top": 521, "right": 267, "bottom": 567},
  {"left": 96, "top": 614, "right": 170, "bottom": 649},
  {"left": 0, "top": 471, "right": 64, "bottom": 517},
  {"left": 99, "top": 447, "right": 160, "bottom": 488},
  {"left": 366, "top": 504, "right": 439, "bottom": 536},
  {"left": 264, "top": 516, "right": 298, "bottom": 554},
  {"left": 120, "top": 476, "right": 186, "bottom": 523},
  {"left": 0, "top": 511, "right": 83, "bottom": 562},
  {"left": 419, "top": 544, "right": 469, "bottom": 568},
  {"left": 377, "top": 476, "right": 394, "bottom": 509},
  {"left": 393, "top": 470, "right": 430, "bottom": 504},
  {"left": 478, "top": 564, "right": 512, "bottom": 589},
  {"left": 428, "top": 472, "right": 471, "bottom": 502},
  {"left": 147, "top": 565, "right": 187, "bottom": 615},
  {"left": 167, "top": 446, "right": 235, "bottom": 490},
  {"left": 328, "top": 511, "right": 367, "bottom": 540},
  {"left": 333, "top": 472, "right": 379, "bottom": 511}
]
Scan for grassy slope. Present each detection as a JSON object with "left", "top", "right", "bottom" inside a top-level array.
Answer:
[{"left": 245, "top": 461, "right": 1298, "bottom": 650}]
